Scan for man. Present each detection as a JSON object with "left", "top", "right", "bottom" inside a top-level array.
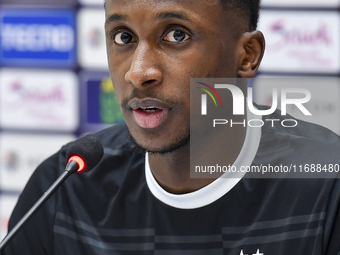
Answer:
[{"left": 3, "top": 0, "right": 340, "bottom": 254}]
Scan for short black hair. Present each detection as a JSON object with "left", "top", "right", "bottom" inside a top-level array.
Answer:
[
  {"left": 221, "top": 0, "right": 261, "bottom": 31},
  {"left": 103, "top": 0, "right": 261, "bottom": 31}
]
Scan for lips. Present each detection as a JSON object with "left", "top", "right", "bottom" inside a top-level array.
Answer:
[{"left": 128, "top": 99, "right": 170, "bottom": 129}]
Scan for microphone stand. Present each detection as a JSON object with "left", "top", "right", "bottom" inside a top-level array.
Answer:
[{"left": 0, "top": 160, "right": 79, "bottom": 253}]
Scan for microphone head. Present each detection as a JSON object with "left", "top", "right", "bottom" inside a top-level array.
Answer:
[{"left": 66, "top": 135, "right": 104, "bottom": 173}]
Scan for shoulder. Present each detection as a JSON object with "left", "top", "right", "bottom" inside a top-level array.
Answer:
[
  {"left": 258, "top": 104, "right": 340, "bottom": 144},
  {"left": 60, "top": 124, "right": 144, "bottom": 185},
  {"left": 55, "top": 125, "right": 145, "bottom": 226},
  {"left": 90, "top": 124, "right": 132, "bottom": 148},
  {"left": 258, "top": 105, "right": 340, "bottom": 152},
  {"left": 253, "top": 105, "right": 340, "bottom": 178},
  {"left": 57, "top": 124, "right": 139, "bottom": 170},
  {"left": 5, "top": 125, "right": 143, "bottom": 254},
  {"left": 61, "top": 124, "right": 133, "bottom": 156}
]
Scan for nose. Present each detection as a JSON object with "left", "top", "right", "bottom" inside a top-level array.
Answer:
[{"left": 125, "top": 41, "right": 163, "bottom": 88}]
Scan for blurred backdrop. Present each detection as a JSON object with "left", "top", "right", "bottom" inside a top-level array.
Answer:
[{"left": 0, "top": 0, "right": 339, "bottom": 239}]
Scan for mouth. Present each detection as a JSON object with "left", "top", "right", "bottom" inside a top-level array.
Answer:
[{"left": 128, "top": 99, "right": 170, "bottom": 129}]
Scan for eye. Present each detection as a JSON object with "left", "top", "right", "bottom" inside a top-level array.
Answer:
[
  {"left": 113, "top": 31, "right": 135, "bottom": 45},
  {"left": 163, "top": 29, "right": 190, "bottom": 43}
]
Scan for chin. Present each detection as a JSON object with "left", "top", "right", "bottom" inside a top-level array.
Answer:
[{"left": 128, "top": 129, "right": 190, "bottom": 155}]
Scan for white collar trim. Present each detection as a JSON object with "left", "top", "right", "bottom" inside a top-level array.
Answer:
[{"left": 145, "top": 109, "right": 261, "bottom": 209}]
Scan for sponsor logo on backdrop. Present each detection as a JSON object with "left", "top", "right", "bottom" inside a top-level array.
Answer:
[
  {"left": 0, "top": 134, "right": 75, "bottom": 191},
  {"left": 0, "top": 69, "right": 78, "bottom": 131},
  {"left": 261, "top": 0, "right": 340, "bottom": 7},
  {"left": 266, "top": 20, "right": 332, "bottom": 66},
  {"left": 9, "top": 82, "right": 65, "bottom": 104},
  {"left": 78, "top": 0, "right": 104, "bottom": 5},
  {"left": 81, "top": 72, "right": 124, "bottom": 132},
  {"left": 2, "top": 151, "right": 49, "bottom": 174},
  {"left": 87, "top": 28, "right": 103, "bottom": 47},
  {"left": 3, "top": 152, "right": 19, "bottom": 172},
  {"left": 86, "top": 76, "right": 124, "bottom": 125},
  {"left": 0, "top": 0, "right": 76, "bottom": 5},
  {"left": 269, "top": 21, "right": 331, "bottom": 49},
  {"left": 99, "top": 78, "right": 125, "bottom": 124},
  {"left": 0, "top": 8, "right": 76, "bottom": 67},
  {"left": 258, "top": 11, "right": 340, "bottom": 73},
  {"left": 77, "top": 9, "right": 107, "bottom": 69}
]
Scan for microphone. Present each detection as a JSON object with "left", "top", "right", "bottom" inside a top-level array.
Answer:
[{"left": 0, "top": 135, "right": 104, "bottom": 252}]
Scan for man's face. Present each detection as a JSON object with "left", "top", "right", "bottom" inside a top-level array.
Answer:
[{"left": 105, "top": 0, "right": 246, "bottom": 153}]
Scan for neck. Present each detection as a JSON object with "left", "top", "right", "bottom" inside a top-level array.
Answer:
[{"left": 148, "top": 117, "right": 247, "bottom": 194}]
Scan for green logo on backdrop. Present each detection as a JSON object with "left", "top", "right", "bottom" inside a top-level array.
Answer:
[{"left": 100, "top": 78, "right": 125, "bottom": 124}]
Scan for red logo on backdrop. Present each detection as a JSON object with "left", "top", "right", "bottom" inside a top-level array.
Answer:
[
  {"left": 268, "top": 20, "right": 332, "bottom": 50},
  {"left": 10, "top": 81, "right": 65, "bottom": 103}
]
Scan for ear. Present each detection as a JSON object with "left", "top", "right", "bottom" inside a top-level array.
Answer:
[{"left": 236, "top": 31, "right": 265, "bottom": 78}]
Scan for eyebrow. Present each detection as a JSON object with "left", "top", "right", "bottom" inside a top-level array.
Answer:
[
  {"left": 154, "top": 11, "right": 191, "bottom": 22},
  {"left": 105, "top": 13, "right": 127, "bottom": 25}
]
